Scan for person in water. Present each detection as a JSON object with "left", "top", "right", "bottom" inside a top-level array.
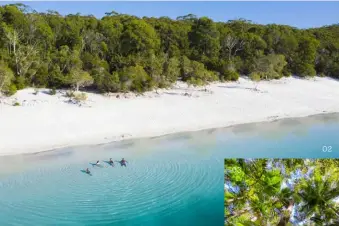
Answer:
[
  {"left": 86, "top": 168, "right": 90, "bottom": 174},
  {"left": 109, "top": 158, "right": 114, "bottom": 166},
  {"left": 121, "top": 158, "right": 128, "bottom": 166},
  {"left": 96, "top": 160, "right": 100, "bottom": 165}
]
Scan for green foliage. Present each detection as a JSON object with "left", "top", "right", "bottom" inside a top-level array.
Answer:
[
  {"left": 6, "top": 83, "right": 17, "bottom": 96},
  {"left": 224, "top": 70, "right": 240, "bottom": 81},
  {"left": 0, "top": 61, "right": 14, "bottom": 94},
  {"left": 225, "top": 159, "right": 339, "bottom": 226},
  {"left": 249, "top": 72, "right": 260, "bottom": 82},
  {"left": 145, "top": 53, "right": 166, "bottom": 90},
  {"left": 249, "top": 72, "right": 261, "bottom": 90},
  {"left": 92, "top": 69, "right": 120, "bottom": 93},
  {"left": 252, "top": 54, "right": 287, "bottom": 80},
  {"left": 219, "top": 63, "right": 240, "bottom": 81},
  {"left": 0, "top": 4, "right": 337, "bottom": 94},
  {"left": 47, "top": 65, "right": 66, "bottom": 88},
  {"left": 119, "top": 65, "right": 151, "bottom": 93},
  {"left": 120, "top": 19, "right": 160, "bottom": 56},
  {"left": 14, "top": 76, "right": 26, "bottom": 90},
  {"left": 33, "top": 63, "right": 49, "bottom": 87},
  {"left": 65, "top": 90, "right": 75, "bottom": 98},
  {"left": 189, "top": 17, "right": 220, "bottom": 62},
  {"left": 13, "top": 101, "right": 20, "bottom": 106},
  {"left": 181, "top": 56, "right": 218, "bottom": 87},
  {"left": 73, "top": 92, "right": 87, "bottom": 102},
  {"left": 49, "top": 87, "right": 56, "bottom": 95},
  {"left": 293, "top": 36, "right": 319, "bottom": 77},
  {"left": 294, "top": 62, "right": 317, "bottom": 77},
  {"left": 328, "top": 62, "right": 339, "bottom": 78},
  {"left": 163, "top": 57, "right": 180, "bottom": 83},
  {"left": 69, "top": 68, "right": 94, "bottom": 91}
]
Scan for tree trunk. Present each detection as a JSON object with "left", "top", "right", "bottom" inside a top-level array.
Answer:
[
  {"left": 277, "top": 216, "right": 289, "bottom": 226},
  {"left": 277, "top": 201, "right": 293, "bottom": 226},
  {"left": 13, "top": 35, "right": 20, "bottom": 76}
]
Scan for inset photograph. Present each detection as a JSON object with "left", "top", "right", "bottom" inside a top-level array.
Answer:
[{"left": 224, "top": 159, "right": 339, "bottom": 225}]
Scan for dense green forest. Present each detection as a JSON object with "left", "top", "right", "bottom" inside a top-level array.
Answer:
[
  {"left": 225, "top": 159, "right": 339, "bottom": 226},
  {"left": 0, "top": 4, "right": 339, "bottom": 96}
]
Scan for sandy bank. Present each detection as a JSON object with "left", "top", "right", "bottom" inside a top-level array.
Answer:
[{"left": 1, "top": 76, "right": 339, "bottom": 156}]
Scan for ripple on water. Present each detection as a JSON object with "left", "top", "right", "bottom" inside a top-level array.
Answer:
[{"left": 0, "top": 149, "right": 222, "bottom": 225}]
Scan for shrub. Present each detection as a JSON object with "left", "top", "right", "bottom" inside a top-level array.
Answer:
[
  {"left": 187, "top": 77, "right": 203, "bottom": 87},
  {"left": 295, "top": 63, "right": 316, "bottom": 77},
  {"left": 222, "top": 70, "right": 240, "bottom": 81},
  {"left": 218, "top": 60, "right": 240, "bottom": 81},
  {"left": 74, "top": 92, "right": 87, "bottom": 102},
  {"left": 14, "top": 76, "right": 26, "bottom": 90},
  {"left": 0, "top": 62, "right": 14, "bottom": 94},
  {"left": 6, "top": 84, "right": 17, "bottom": 96},
  {"left": 119, "top": 65, "right": 151, "bottom": 93},
  {"left": 206, "top": 70, "right": 219, "bottom": 82},
  {"left": 252, "top": 54, "right": 287, "bottom": 80},
  {"left": 33, "top": 88, "right": 39, "bottom": 95},
  {"left": 249, "top": 72, "right": 261, "bottom": 82},
  {"left": 65, "top": 90, "right": 75, "bottom": 98},
  {"left": 69, "top": 68, "right": 93, "bottom": 92},
  {"left": 249, "top": 72, "right": 261, "bottom": 91},
  {"left": 13, "top": 102, "right": 20, "bottom": 106},
  {"left": 328, "top": 64, "right": 339, "bottom": 79},
  {"left": 32, "top": 63, "right": 49, "bottom": 87},
  {"left": 49, "top": 88, "right": 57, "bottom": 95},
  {"left": 93, "top": 70, "right": 120, "bottom": 93},
  {"left": 48, "top": 65, "right": 66, "bottom": 88},
  {"left": 282, "top": 67, "right": 292, "bottom": 77}
]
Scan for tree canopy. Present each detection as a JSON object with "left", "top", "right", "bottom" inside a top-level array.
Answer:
[
  {"left": 225, "top": 159, "right": 339, "bottom": 226},
  {"left": 0, "top": 4, "right": 338, "bottom": 95}
]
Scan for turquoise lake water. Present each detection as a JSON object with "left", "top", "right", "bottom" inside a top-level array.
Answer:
[{"left": 0, "top": 113, "right": 339, "bottom": 226}]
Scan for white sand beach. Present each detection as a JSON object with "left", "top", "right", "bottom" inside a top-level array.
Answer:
[{"left": 1, "top": 76, "right": 339, "bottom": 156}]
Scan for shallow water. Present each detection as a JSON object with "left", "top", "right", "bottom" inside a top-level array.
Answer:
[{"left": 0, "top": 113, "right": 339, "bottom": 226}]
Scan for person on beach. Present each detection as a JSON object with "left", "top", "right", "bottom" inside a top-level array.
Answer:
[{"left": 121, "top": 158, "right": 128, "bottom": 167}]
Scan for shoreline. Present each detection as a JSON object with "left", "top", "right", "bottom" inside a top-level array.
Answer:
[
  {"left": 1, "top": 76, "right": 339, "bottom": 156},
  {"left": 21, "top": 112, "right": 339, "bottom": 155},
  {"left": 2, "top": 111, "right": 339, "bottom": 159}
]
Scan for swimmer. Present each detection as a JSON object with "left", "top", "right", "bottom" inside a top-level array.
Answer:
[
  {"left": 109, "top": 158, "right": 114, "bottom": 166},
  {"left": 121, "top": 158, "right": 128, "bottom": 167}
]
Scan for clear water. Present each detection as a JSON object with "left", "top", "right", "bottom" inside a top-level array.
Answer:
[{"left": 0, "top": 113, "right": 339, "bottom": 226}]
